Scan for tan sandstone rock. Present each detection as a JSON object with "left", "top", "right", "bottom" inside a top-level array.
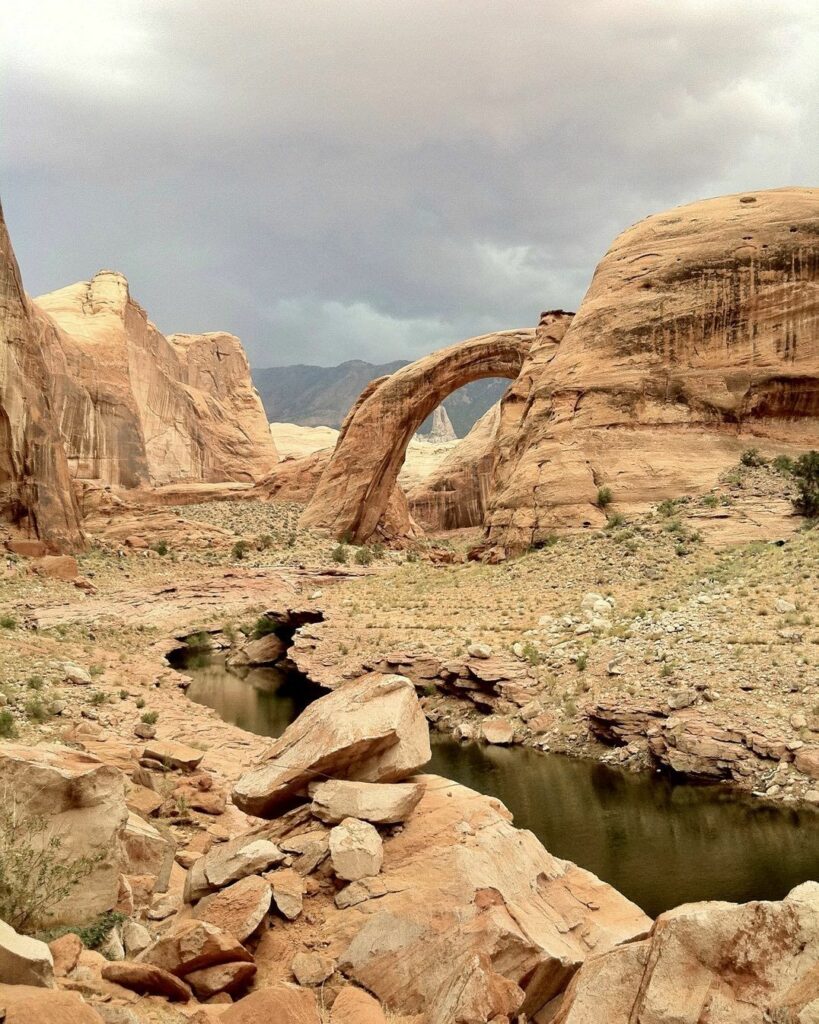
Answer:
[
  {"left": 232, "top": 674, "right": 431, "bottom": 817},
  {"left": 139, "top": 919, "right": 253, "bottom": 978},
  {"left": 301, "top": 329, "right": 534, "bottom": 542},
  {"left": 485, "top": 188, "right": 819, "bottom": 550},
  {"left": 101, "top": 961, "right": 191, "bottom": 1002},
  {"left": 553, "top": 882, "right": 819, "bottom": 1023},
  {"left": 329, "top": 818, "right": 384, "bottom": 881},
  {"left": 0, "top": 985, "right": 104, "bottom": 1024},
  {"left": 323, "top": 775, "right": 650, "bottom": 1023},
  {"left": 217, "top": 984, "right": 320, "bottom": 1024},
  {"left": 192, "top": 875, "right": 272, "bottom": 942},
  {"left": 0, "top": 920, "right": 54, "bottom": 987},
  {"left": 0, "top": 745, "right": 128, "bottom": 926},
  {"left": 330, "top": 986, "right": 387, "bottom": 1024},
  {"left": 309, "top": 779, "right": 424, "bottom": 825},
  {"left": 0, "top": 201, "right": 84, "bottom": 550},
  {"left": 185, "top": 960, "right": 257, "bottom": 1000}
]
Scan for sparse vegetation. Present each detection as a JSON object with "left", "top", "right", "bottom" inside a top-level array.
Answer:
[
  {"left": 596, "top": 486, "right": 613, "bottom": 509},
  {"left": 740, "top": 447, "right": 767, "bottom": 468},
  {"left": 149, "top": 540, "right": 169, "bottom": 556},
  {"left": 0, "top": 799, "right": 104, "bottom": 933},
  {"left": 231, "top": 539, "right": 250, "bottom": 560},
  {"left": 792, "top": 451, "right": 819, "bottom": 518},
  {"left": 332, "top": 544, "right": 349, "bottom": 565},
  {"left": 354, "top": 546, "right": 373, "bottom": 566},
  {"left": 140, "top": 710, "right": 159, "bottom": 725}
]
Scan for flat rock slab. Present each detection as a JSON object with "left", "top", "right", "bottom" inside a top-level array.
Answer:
[
  {"left": 271, "top": 868, "right": 305, "bottom": 920},
  {"left": 139, "top": 919, "right": 253, "bottom": 978},
  {"left": 310, "top": 779, "right": 424, "bottom": 825},
  {"left": 233, "top": 674, "right": 431, "bottom": 817},
  {"left": 193, "top": 875, "right": 272, "bottom": 942},
  {"left": 185, "top": 960, "right": 257, "bottom": 999},
  {"left": 142, "top": 739, "right": 204, "bottom": 772},
  {"left": 101, "top": 961, "right": 191, "bottom": 1002},
  {"left": 203, "top": 836, "right": 285, "bottom": 890}
]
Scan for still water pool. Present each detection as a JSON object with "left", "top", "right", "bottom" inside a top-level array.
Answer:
[{"left": 184, "top": 655, "right": 819, "bottom": 917}]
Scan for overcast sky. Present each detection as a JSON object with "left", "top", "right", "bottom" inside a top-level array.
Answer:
[{"left": 1, "top": 1, "right": 817, "bottom": 367}]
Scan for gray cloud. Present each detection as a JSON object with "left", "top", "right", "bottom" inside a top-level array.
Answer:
[{"left": 1, "top": 0, "right": 817, "bottom": 366}]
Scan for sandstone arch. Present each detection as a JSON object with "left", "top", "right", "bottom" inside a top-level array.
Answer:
[{"left": 300, "top": 329, "right": 536, "bottom": 542}]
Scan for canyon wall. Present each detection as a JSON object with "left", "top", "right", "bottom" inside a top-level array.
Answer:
[
  {"left": 0, "top": 202, "right": 85, "bottom": 550},
  {"left": 486, "top": 188, "right": 819, "bottom": 550},
  {"left": 35, "top": 273, "right": 277, "bottom": 487}
]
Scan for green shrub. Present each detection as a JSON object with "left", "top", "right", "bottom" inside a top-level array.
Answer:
[
  {"left": 252, "top": 615, "right": 283, "bottom": 639},
  {"left": 0, "top": 615, "right": 17, "bottom": 630},
  {"left": 256, "top": 534, "right": 274, "bottom": 550},
  {"left": 0, "top": 711, "right": 17, "bottom": 739},
  {"left": 576, "top": 652, "right": 588, "bottom": 672},
  {"left": 605, "top": 512, "right": 625, "bottom": 529},
  {"left": 354, "top": 547, "right": 373, "bottom": 566},
  {"left": 0, "top": 800, "right": 104, "bottom": 932},
  {"left": 89, "top": 691, "right": 107, "bottom": 706},
  {"left": 657, "top": 498, "right": 678, "bottom": 517},
  {"left": 231, "top": 540, "right": 250, "bottom": 560},
  {"left": 740, "top": 447, "right": 767, "bottom": 468},
  {"left": 135, "top": 697, "right": 146, "bottom": 710},
  {"left": 773, "top": 454, "right": 794, "bottom": 475},
  {"left": 331, "top": 544, "right": 349, "bottom": 565},
  {"left": 150, "top": 540, "right": 169, "bottom": 557},
  {"left": 27, "top": 676, "right": 44, "bottom": 691},
  {"left": 24, "top": 699, "right": 49, "bottom": 723},
  {"left": 140, "top": 711, "right": 159, "bottom": 726},
  {"left": 792, "top": 451, "right": 819, "bottom": 518},
  {"left": 596, "top": 486, "right": 613, "bottom": 509}
]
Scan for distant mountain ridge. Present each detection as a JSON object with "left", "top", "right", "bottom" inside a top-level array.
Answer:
[{"left": 253, "top": 359, "right": 508, "bottom": 437}]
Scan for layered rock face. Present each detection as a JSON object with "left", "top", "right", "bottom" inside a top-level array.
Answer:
[
  {"left": 35, "top": 273, "right": 276, "bottom": 487},
  {"left": 301, "top": 329, "right": 535, "bottom": 542},
  {"left": 408, "top": 402, "right": 502, "bottom": 529},
  {"left": 486, "top": 188, "right": 819, "bottom": 550},
  {"left": 0, "top": 202, "right": 85, "bottom": 550}
]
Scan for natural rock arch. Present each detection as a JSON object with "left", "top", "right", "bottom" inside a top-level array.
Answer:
[{"left": 300, "top": 329, "right": 536, "bottom": 542}]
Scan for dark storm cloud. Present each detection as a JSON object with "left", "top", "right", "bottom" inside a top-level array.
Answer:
[{"left": 1, "top": 1, "right": 817, "bottom": 365}]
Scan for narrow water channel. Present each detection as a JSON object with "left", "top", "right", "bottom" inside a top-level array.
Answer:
[{"left": 181, "top": 653, "right": 819, "bottom": 918}]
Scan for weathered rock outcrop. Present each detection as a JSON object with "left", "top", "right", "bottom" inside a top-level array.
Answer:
[
  {"left": 554, "top": 882, "right": 819, "bottom": 1023},
  {"left": 408, "top": 402, "right": 502, "bottom": 529},
  {"left": 0, "top": 201, "right": 84, "bottom": 550},
  {"left": 486, "top": 188, "right": 819, "bottom": 549},
  {"left": 232, "top": 675, "right": 431, "bottom": 817},
  {"left": 317, "top": 775, "right": 649, "bottom": 1023},
  {"left": 301, "top": 329, "right": 535, "bottom": 542},
  {"left": 35, "top": 273, "right": 276, "bottom": 487}
]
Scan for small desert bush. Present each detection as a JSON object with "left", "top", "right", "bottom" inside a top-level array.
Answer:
[
  {"left": 0, "top": 711, "right": 17, "bottom": 739},
  {"left": 0, "top": 799, "right": 104, "bottom": 933},
  {"left": 149, "top": 540, "right": 169, "bottom": 557},
  {"left": 332, "top": 544, "right": 349, "bottom": 565},
  {"left": 596, "top": 486, "right": 613, "bottom": 509},
  {"left": 793, "top": 451, "right": 819, "bottom": 519},
  {"left": 354, "top": 547, "right": 373, "bottom": 566},
  {"left": 740, "top": 447, "right": 767, "bottom": 468}
]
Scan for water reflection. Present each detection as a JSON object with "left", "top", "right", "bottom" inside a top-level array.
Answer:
[{"left": 184, "top": 656, "right": 819, "bottom": 917}]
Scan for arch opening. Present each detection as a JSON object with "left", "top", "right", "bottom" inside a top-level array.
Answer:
[{"left": 300, "top": 329, "right": 535, "bottom": 542}]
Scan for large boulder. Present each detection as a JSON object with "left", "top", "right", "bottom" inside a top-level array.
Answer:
[
  {"left": 232, "top": 675, "right": 431, "bottom": 817},
  {"left": 310, "top": 779, "right": 424, "bottom": 825},
  {"left": 138, "top": 919, "right": 253, "bottom": 978},
  {"left": 192, "top": 875, "right": 272, "bottom": 942},
  {"left": 0, "top": 985, "right": 104, "bottom": 1024},
  {"left": 287, "top": 775, "right": 651, "bottom": 1023},
  {"left": 100, "top": 961, "right": 191, "bottom": 1002},
  {"left": 0, "top": 920, "right": 54, "bottom": 988},
  {"left": 218, "top": 984, "right": 320, "bottom": 1023},
  {"left": 553, "top": 882, "right": 819, "bottom": 1023},
  {"left": 0, "top": 745, "right": 128, "bottom": 926}
]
